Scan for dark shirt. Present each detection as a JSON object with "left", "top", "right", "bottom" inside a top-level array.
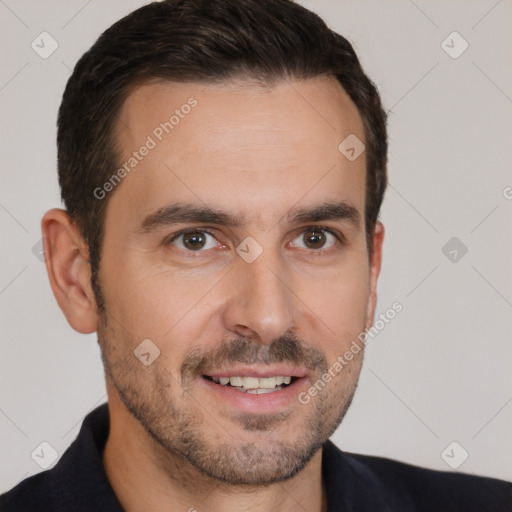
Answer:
[{"left": 1, "top": 403, "right": 510, "bottom": 511}]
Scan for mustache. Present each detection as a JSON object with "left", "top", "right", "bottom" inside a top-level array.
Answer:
[{"left": 181, "top": 333, "right": 328, "bottom": 380}]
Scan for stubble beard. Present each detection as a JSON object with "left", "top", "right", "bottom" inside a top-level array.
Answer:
[{"left": 97, "top": 308, "right": 363, "bottom": 486}]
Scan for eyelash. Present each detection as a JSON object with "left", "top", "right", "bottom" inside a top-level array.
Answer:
[{"left": 166, "top": 226, "right": 345, "bottom": 257}]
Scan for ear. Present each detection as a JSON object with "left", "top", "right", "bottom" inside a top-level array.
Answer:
[
  {"left": 365, "top": 221, "right": 385, "bottom": 330},
  {"left": 41, "top": 208, "right": 98, "bottom": 334}
]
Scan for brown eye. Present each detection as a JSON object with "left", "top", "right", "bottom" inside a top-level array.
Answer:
[
  {"left": 303, "top": 229, "right": 326, "bottom": 249},
  {"left": 182, "top": 232, "right": 206, "bottom": 250},
  {"left": 171, "top": 230, "right": 217, "bottom": 251},
  {"left": 292, "top": 228, "right": 338, "bottom": 251}
]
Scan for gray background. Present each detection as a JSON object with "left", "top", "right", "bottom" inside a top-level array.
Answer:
[{"left": 1, "top": 0, "right": 511, "bottom": 493}]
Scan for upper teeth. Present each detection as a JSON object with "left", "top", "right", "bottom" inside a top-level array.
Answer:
[{"left": 216, "top": 376, "right": 292, "bottom": 389}]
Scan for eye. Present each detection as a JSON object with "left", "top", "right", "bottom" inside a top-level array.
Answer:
[
  {"left": 169, "top": 230, "right": 219, "bottom": 252},
  {"left": 291, "top": 227, "right": 339, "bottom": 251}
]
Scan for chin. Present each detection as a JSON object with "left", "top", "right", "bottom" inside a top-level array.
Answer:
[{"left": 188, "top": 438, "right": 324, "bottom": 486}]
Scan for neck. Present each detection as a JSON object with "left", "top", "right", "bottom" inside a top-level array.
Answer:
[{"left": 102, "top": 396, "right": 327, "bottom": 512}]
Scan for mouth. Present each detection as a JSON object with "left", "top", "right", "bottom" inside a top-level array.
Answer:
[
  {"left": 200, "top": 368, "right": 308, "bottom": 414},
  {"left": 202, "top": 374, "right": 299, "bottom": 394}
]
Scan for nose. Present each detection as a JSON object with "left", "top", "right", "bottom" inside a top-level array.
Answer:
[{"left": 222, "top": 248, "right": 297, "bottom": 344}]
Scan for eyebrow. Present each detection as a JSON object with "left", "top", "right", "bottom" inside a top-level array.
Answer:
[
  {"left": 137, "top": 200, "right": 361, "bottom": 233},
  {"left": 288, "top": 201, "right": 360, "bottom": 227}
]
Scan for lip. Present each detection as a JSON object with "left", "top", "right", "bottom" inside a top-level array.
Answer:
[
  {"left": 200, "top": 373, "right": 309, "bottom": 414},
  {"left": 203, "top": 366, "right": 309, "bottom": 379}
]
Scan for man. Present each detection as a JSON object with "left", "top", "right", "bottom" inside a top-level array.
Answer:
[{"left": 1, "top": 0, "right": 510, "bottom": 510}]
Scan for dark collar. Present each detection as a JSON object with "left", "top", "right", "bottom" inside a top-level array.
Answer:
[
  {"left": 50, "top": 403, "right": 371, "bottom": 511},
  {"left": 48, "top": 403, "right": 125, "bottom": 511},
  {"left": 3, "top": 402, "right": 510, "bottom": 511}
]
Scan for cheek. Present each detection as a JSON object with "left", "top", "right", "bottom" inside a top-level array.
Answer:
[
  {"left": 98, "top": 249, "right": 172, "bottom": 336},
  {"left": 308, "top": 262, "right": 370, "bottom": 322},
  {"left": 305, "top": 262, "right": 370, "bottom": 361},
  {"left": 99, "top": 249, "right": 223, "bottom": 359}
]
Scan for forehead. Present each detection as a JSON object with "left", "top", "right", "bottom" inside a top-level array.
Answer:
[{"left": 108, "top": 77, "right": 366, "bottom": 228}]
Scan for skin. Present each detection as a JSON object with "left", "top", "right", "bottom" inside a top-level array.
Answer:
[{"left": 42, "top": 76, "right": 384, "bottom": 512}]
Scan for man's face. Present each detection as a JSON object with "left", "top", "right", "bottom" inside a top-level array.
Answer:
[{"left": 96, "top": 77, "right": 380, "bottom": 485}]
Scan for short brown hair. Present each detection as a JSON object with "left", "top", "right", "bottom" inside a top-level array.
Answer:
[{"left": 57, "top": 0, "right": 387, "bottom": 301}]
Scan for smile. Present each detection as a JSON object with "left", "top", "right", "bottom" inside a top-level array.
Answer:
[
  {"left": 203, "top": 375, "right": 297, "bottom": 394},
  {"left": 200, "top": 367, "right": 309, "bottom": 413}
]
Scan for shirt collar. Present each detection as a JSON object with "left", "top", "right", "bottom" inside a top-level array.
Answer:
[{"left": 47, "top": 402, "right": 387, "bottom": 512}]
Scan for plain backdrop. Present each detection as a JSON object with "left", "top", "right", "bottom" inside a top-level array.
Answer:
[{"left": 1, "top": 0, "right": 511, "bottom": 493}]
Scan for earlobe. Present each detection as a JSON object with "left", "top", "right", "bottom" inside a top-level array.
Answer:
[
  {"left": 365, "top": 221, "right": 385, "bottom": 330},
  {"left": 41, "top": 208, "right": 99, "bottom": 334}
]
